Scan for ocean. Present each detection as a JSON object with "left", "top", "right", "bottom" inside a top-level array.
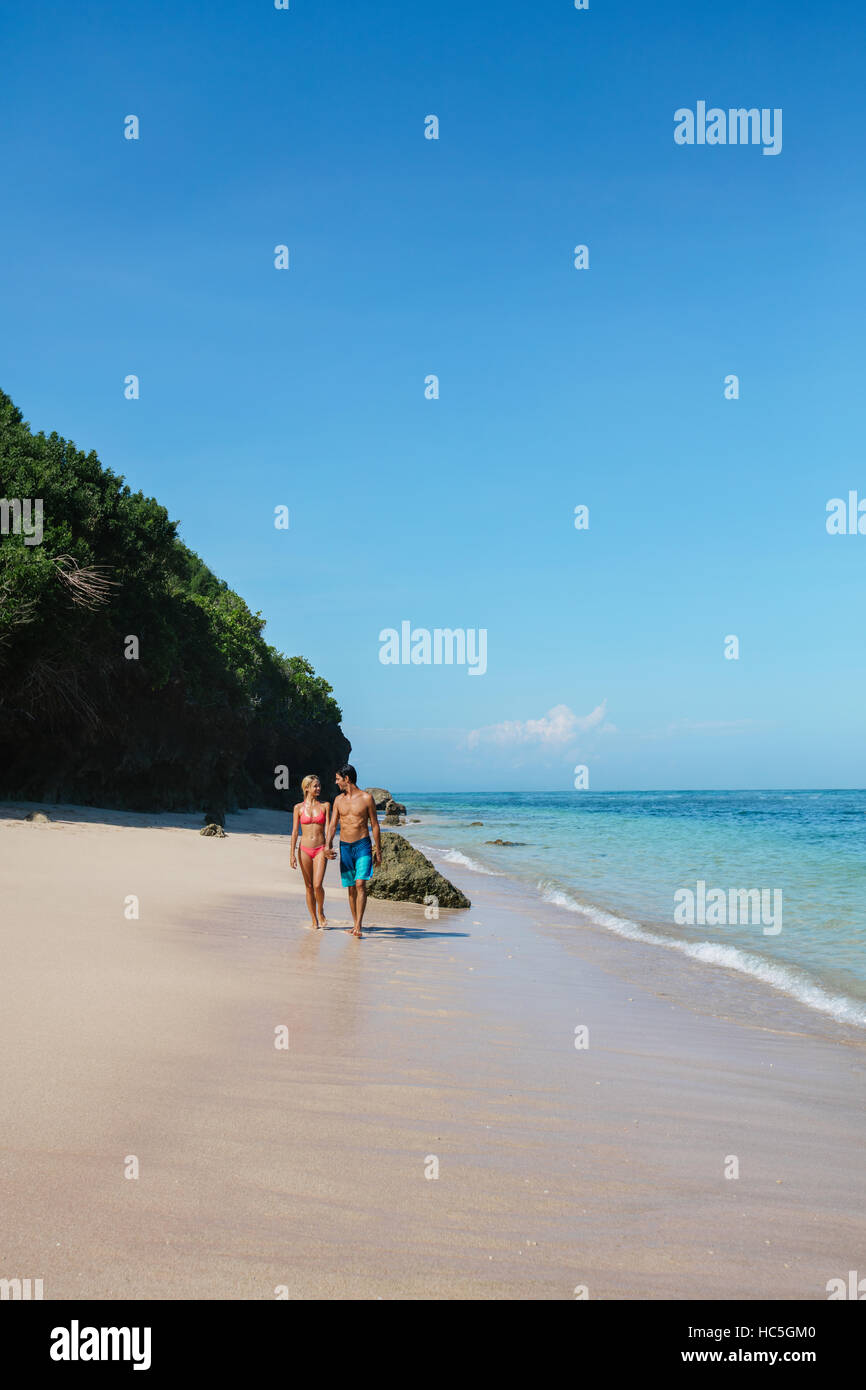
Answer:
[{"left": 398, "top": 790, "right": 866, "bottom": 1030}]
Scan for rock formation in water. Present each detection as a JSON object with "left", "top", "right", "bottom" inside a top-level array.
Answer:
[{"left": 368, "top": 832, "right": 470, "bottom": 909}]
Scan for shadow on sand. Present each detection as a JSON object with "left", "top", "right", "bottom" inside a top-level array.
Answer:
[
  {"left": 343, "top": 924, "right": 469, "bottom": 940},
  {"left": 0, "top": 802, "right": 288, "bottom": 836}
]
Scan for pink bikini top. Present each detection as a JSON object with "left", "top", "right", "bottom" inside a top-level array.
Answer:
[{"left": 300, "top": 808, "right": 326, "bottom": 825}]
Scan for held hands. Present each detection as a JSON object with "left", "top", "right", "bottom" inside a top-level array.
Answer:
[{"left": 325, "top": 847, "right": 337, "bottom": 860}]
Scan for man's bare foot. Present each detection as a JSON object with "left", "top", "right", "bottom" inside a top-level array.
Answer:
[
  {"left": 319, "top": 915, "right": 328, "bottom": 928},
  {"left": 345, "top": 927, "right": 362, "bottom": 937}
]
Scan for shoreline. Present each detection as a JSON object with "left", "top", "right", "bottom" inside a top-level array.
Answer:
[
  {"left": 415, "top": 844, "right": 866, "bottom": 1050},
  {"left": 398, "top": 803, "right": 866, "bottom": 1044},
  {"left": 2, "top": 802, "right": 865, "bottom": 1299}
]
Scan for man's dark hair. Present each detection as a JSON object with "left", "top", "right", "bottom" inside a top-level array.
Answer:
[{"left": 338, "top": 764, "right": 357, "bottom": 784}]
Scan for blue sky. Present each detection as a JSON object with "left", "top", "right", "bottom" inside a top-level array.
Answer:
[{"left": 2, "top": 0, "right": 864, "bottom": 791}]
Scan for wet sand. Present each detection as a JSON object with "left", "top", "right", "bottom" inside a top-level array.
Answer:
[{"left": 1, "top": 803, "right": 864, "bottom": 1300}]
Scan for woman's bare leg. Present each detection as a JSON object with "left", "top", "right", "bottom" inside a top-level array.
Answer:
[
  {"left": 313, "top": 851, "right": 327, "bottom": 927},
  {"left": 299, "top": 852, "right": 318, "bottom": 928}
]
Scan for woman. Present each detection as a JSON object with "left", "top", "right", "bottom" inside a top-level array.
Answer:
[{"left": 290, "top": 775, "right": 333, "bottom": 929}]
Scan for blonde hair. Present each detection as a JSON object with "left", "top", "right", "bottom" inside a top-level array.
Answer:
[{"left": 301, "top": 774, "right": 320, "bottom": 798}]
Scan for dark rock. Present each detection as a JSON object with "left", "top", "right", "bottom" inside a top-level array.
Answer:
[
  {"left": 469, "top": 821, "right": 483, "bottom": 826},
  {"left": 384, "top": 798, "right": 407, "bottom": 816},
  {"left": 366, "top": 787, "right": 391, "bottom": 810},
  {"left": 200, "top": 823, "right": 226, "bottom": 837},
  {"left": 368, "top": 832, "right": 470, "bottom": 909},
  {"left": 410, "top": 818, "right": 421, "bottom": 823},
  {"left": 278, "top": 723, "right": 352, "bottom": 807},
  {"left": 384, "top": 813, "right": 405, "bottom": 826},
  {"left": 25, "top": 810, "right": 50, "bottom": 823},
  {"left": 485, "top": 839, "right": 526, "bottom": 846}
]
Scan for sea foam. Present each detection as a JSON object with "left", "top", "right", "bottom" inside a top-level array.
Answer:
[
  {"left": 417, "top": 844, "right": 499, "bottom": 875},
  {"left": 539, "top": 884, "right": 866, "bottom": 1029}
]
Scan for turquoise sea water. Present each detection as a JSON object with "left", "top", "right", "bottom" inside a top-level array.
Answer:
[{"left": 399, "top": 791, "right": 866, "bottom": 1029}]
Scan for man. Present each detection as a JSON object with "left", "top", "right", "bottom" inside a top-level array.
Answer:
[{"left": 326, "top": 765, "right": 382, "bottom": 938}]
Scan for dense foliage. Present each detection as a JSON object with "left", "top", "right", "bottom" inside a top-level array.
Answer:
[{"left": 0, "top": 391, "right": 349, "bottom": 812}]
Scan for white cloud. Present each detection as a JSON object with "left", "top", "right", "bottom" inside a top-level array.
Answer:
[{"left": 467, "top": 701, "right": 612, "bottom": 750}]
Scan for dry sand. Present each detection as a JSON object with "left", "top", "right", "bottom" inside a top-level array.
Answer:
[{"left": 1, "top": 803, "right": 864, "bottom": 1300}]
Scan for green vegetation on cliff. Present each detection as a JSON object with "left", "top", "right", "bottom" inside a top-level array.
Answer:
[{"left": 0, "top": 391, "right": 350, "bottom": 811}]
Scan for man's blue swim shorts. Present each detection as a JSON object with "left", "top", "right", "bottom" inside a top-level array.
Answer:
[{"left": 340, "top": 835, "right": 373, "bottom": 887}]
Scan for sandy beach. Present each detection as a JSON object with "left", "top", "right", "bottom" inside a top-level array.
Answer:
[{"left": 1, "top": 802, "right": 864, "bottom": 1301}]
